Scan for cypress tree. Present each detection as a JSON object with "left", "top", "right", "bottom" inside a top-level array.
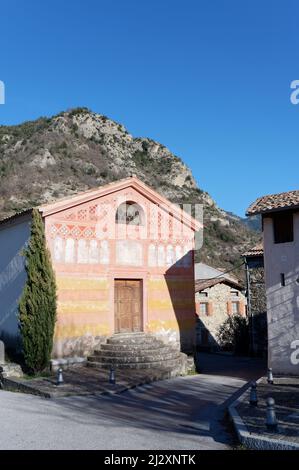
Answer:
[{"left": 18, "top": 209, "right": 57, "bottom": 374}]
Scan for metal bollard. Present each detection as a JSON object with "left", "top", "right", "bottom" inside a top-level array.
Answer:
[
  {"left": 266, "top": 397, "right": 278, "bottom": 431},
  {"left": 249, "top": 381, "right": 258, "bottom": 406},
  {"left": 267, "top": 368, "right": 274, "bottom": 385},
  {"left": 56, "top": 367, "right": 64, "bottom": 385},
  {"left": 109, "top": 367, "right": 115, "bottom": 385}
]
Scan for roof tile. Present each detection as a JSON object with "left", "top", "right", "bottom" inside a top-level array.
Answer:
[
  {"left": 195, "top": 277, "right": 243, "bottom": 292},
  {"left": 247, "top": 190, "right": 299, "bottom": 215},
  {"left": 242, "top": 242, "right": 264, "bottom": 257}
]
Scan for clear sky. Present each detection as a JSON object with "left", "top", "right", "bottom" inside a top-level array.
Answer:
[{"left": 0, "top": 0, "right": 298, "bottom": 216}]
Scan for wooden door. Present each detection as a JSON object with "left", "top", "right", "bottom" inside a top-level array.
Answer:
[{"left": 114, "top": 280, "right": 142, "bottom": 333}]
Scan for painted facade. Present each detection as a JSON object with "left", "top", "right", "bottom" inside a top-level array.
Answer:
[{"left": 0, "top": 177, "right": 200, "bottom": 358}]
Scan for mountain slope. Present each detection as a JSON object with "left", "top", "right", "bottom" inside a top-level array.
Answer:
[{"left": 0, "top": 108, "right": 259, "bottom": 279}]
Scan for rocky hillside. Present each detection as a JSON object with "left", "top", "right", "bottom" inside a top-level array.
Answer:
[{"left": 0, "top": 108, "right": 259, "bottom": 279}]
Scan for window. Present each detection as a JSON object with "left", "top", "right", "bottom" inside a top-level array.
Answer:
[
  {"left": 200, "top": 303, "right": 209, "bottom": 315},
  {"left": 280, "top": 273, "right": 286, "bottom": 287},
  {"left": 232, "top": 301, "right": 240, "bottom": 315},
  {"left": 115, "top": 201, "right": 144, "bottom": 225},
  {"left": 198, "top": 292, "right": 208, "bottom": 299},
  {"left": 231, "top": 289, "right": 239, "bottom": 298},
  {"left": 273, "top": 211, "right": 294, "bottom": 244}
]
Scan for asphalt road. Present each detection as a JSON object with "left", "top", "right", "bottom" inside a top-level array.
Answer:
[{"left": 0, "top": 354, "right": 266, "bottom": 450}]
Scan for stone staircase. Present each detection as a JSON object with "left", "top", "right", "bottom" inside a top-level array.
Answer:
[{"left": 87, "top": 332, "right": 187, "bottom": 377}]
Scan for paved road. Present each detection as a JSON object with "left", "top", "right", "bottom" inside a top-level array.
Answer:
[
  {"left": 0, "top": 354, "right": 266, "bottom": 450},
  {"left": 197, "top": 352, "right": 267, "bottom": 381}
]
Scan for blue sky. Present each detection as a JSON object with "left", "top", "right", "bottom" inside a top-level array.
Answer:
[{"left": 0, "top": 0, "right": 298, "bottom": 216}]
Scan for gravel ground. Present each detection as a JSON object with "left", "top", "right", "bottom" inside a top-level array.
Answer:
[{"left": 237, "top": 376, "right": 299, "bottom": 444}]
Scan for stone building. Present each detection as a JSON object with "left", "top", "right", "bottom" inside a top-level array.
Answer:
[
  {"left": 0, "top": 177, "right": 200, "bottom": 372},
  {"left": 195, "top": 263, "right": 246, "bottom": 350},
  {"left": 247, "top": 190, "right": 299, "bottom": 375}
]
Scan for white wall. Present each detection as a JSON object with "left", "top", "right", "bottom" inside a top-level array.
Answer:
[
  {"left": 0, "top": 216, "right": 31, "bottom": 349},
  {"left": 264, "top": 212, "right": 299, "bottom": 375}
]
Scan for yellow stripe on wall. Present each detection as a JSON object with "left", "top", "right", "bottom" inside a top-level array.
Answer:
[
  {"left": 149, "top": 299, "right": 194, "bottom": 310},
  {"left": 57, "top": 301, "right": 109, "bottom": 314},
  {"left": 56, "top": 277, "right": 109, "bottom": 291},
  {"left": 148, "top": 280, "right": 194, "bottom": 293},
  {"left": 54, "top": 323, "right": 111, "bottom": 339}
]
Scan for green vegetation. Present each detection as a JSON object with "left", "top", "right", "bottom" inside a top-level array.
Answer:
[
  {"left": 132, "top": 150, "right": 149, "bottom": 167},
  {"left": 217, "top": 315, "right": 250, "bottom": 355},
  {"left": 18, "top": 209, "right": 57, "bottom": 374},
  {"left": 68, "top": 107, "right": 90, "bottom": 117},
  {"left": 132, "top": 150, "right": 173, "bottom": 175},
  {"left": 0, "top": 116, "right": 51, "bottom": 142}
]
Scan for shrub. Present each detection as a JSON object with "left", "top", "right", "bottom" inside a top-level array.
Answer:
[
  {"left": 68, "top": 107, "right": 90, "bottom": 117},
  {"left": 132, "top": 150, "right": 149, "bottom": 167},
  {"left": 141, "top": 140, "right": 150, "bottom": 152},
  {"left": 18, "top": 209, "right": 57, "bottom": 374},
  {"left": 217, "top": 314, "right": 250, "bottom": 355}
]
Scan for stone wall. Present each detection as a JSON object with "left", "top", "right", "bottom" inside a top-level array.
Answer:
[
  {"left": 249, "top": 266, "right": 267, "bottom": 356},
  {"left": 195, "top": 282, "right": 246, "bottom": 350}
]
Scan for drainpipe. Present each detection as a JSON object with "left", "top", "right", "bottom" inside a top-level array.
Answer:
[{"left": 245, "top": 260, "right": 254, "bottom": 356}]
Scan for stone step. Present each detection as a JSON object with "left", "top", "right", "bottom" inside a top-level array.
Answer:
[
  {"left": 87, "top": 357, "right": 183, "bottom": 370},
  {"left": 107, "top": 336, "right": 160, "bottom": 345},
  {"left": 99, "top": 343, "right": 169, "bottom": 352},
  {"left": 110, "top": 332, "right": 148, "bottom": 337},
  {"left": 94, "top": 345, "right": 173, "bottom": 355},
  {"left": 88, "top": 351, "right": 180, "bottom": 364},
  {"left": 87, "top": 332, "right": 186, "bottom": 375}
]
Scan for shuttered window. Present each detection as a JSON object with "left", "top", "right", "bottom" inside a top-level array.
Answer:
[{"left": 273, "top": 211, "right": 294, "bottom": 244}]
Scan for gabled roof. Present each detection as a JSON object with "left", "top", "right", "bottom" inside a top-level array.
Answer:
[
  {"left": 195, "top": 277, "right": 243, "bottom": 293},
  {"left": 0, "top": 176, "right": 202, "bottom": 231},
  {"left": 195, "top": 262, "right": 239, "bottom": 283},
  {"left": 246, "top": 190, "right": 299, "bottom": 216}
]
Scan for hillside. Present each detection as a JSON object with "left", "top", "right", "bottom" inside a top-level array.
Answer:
[{"left": 0, "top": 108, "right": 259, "bottom": 279}]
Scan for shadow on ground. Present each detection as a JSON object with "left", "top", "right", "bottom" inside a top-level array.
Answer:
[
  {"left": 196, "top": 352, "right": 267, "bottom": 381},
  {"left": 8, "top": 375, "right": 246, "bottom": 448}
]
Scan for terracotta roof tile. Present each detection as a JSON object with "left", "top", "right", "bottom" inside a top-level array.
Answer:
[
  {"left": 246, "top": 190, "right": 299, "bottom": 216},
  {"left": 195, "top": 277, "right": 243, "bottom": 292},
  {"left": 243, "top": 242, "right": 264, "bottom": 257}
]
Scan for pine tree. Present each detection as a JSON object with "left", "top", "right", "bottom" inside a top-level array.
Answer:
[{"left": 18, "top": 209, "right": 57, "bottom": 374}]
